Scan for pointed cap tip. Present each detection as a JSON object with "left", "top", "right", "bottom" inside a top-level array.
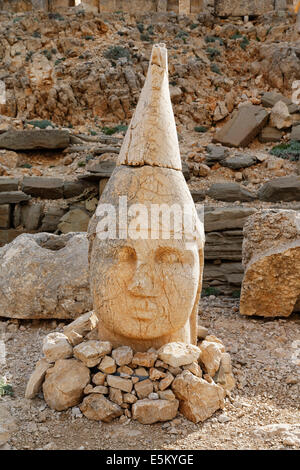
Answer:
[{"left": 150, "top": 43, "right": 168, "bottom": 71}]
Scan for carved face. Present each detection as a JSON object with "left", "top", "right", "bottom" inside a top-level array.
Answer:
[{"left": 90, "top": 237, "right": 200, "bottom": 340}]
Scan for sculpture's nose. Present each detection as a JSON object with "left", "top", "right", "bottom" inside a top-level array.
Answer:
[{"left": 128, "top": 264, "right": 156, "bottom": 297}]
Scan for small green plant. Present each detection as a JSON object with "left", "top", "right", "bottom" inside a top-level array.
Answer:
[
  {"left": 176, "top": 30, "right": 189, "bottom": 44},
  {"left": 137, "top": 23, "right": 144, "bottom": 33},
  {"left": 211, "top": 63, "right": 222, "bottom": 75},
  {"left": 230, "top": 32, "right": 242, "bottom": 40},
  {"left": 232, "top": 290, "right": 241, "bottom": 299},
  {"left": 86, "top": 154, "right": 94, "bottom": 162},
  {"left": 83, "top": 35, "right": 94, "bottom": 41},
  {"left": 42, "top": 49, "right": 52, "bottom": 60},
  {"left": 89, "top": 130, "right": 97, "bottom": 136},
  {"left": 270, "top": 140, "right": 300, "bottom": 162},
  {"left": 51, "top": 48, "right": 57, "bottom": 54},
  {"left": 78, "top": 161, "right": 86, "bottom": 167},
  {"left": 48, "top": 12, "right": 65, "bottom": 21},
  {"left": 205, "top": 36, "right": 224, "bottom": 46},
  {"left": 32, "top": 31, "right": 41, "bottom": 38},
  {"left": 206, "top": 47, "right": 221, "bottom": 60},
  {"left": 202, "top": 287, "right": 221, "bottom": 297},
  {"left": 240, "top": 36, "right": 249, "bottom": 50},
  {"left": 102, "top": 124, "right": 128, "bottom": 135},
  {"left": 54, "top": 58, "right": 66, "bottom": 66},
  {"left": 0, "top": 377, "right": 13, "bottom": 397},
  {"left": 27, "top": 119, "right": 54, "bottom": 129},
  {"left": 194, "top": 126, "right": 208, "bottom": 133},
  {"left": 140, "top": 33, "right": 152, "bottom": 42},
  {"left": 104, "top": 46, "right": 131, "bottom": 63},
  {"left": 25, "top": 51, "right": 34, "bottom": 62},
  {"left": 20, "top": 163, "right": 32, "bottom": 169},
  {"left": 190, "top": 23, "right": 198, "bottom": 30}
]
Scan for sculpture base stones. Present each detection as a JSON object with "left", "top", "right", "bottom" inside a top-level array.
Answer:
[{"left": 25, "top": 312, "right": 235, "bottom": 425}]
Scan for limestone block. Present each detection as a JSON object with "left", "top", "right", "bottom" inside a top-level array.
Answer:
[
  {"left": 43, "top": 359, "right": 90, "bottom": 411},
  {"left": 73, "top": 340, "right": 112, "bottom": 367},
  {"left": 172, "top": 370, "right": 225, "bottom": 423},
  {"left": 80, "top": 394, "right": 122, "bottom": 422},
  {"left": 112, "top": 346, "right": 133, "bottom": 366},
  {"left": 42, "top": 332, "right": 73, "bottom": 363},
  {"left": 132, "top": 398, "right": 179, "bottom": 424},
  {"left": 158, "top": 342, "right": 201, "bottom": 367},
  {"left": 240, "top": 210, "right": 300, "bottom": 317},
  {"left": 63, "top": 311, "right": 99, "bottom": 346}
]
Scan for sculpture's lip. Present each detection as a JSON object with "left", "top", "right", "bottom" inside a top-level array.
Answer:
[{"left": 131, "top": 306, "right": 156, "bottom": 321}]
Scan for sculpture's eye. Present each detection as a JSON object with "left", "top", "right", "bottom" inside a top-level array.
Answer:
[
  {"left": 155, "top": 248, "right": 182, "bottom": 264},
  {"left": 117, "top": 246, "right": 136, "bottom": 262}
]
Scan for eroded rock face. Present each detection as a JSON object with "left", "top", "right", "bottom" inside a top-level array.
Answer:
[
  {"left": 240, "top": 210, "right": 300, "bottom": 317},
  {"left": 43, "top": 359, "right": 90, "bottom": 411},
  {"left": 0, "top": 232, "right": 92, "bottom": 319},
  {"left": 172, "top": 370, "right": 225, "bottom": 423}
]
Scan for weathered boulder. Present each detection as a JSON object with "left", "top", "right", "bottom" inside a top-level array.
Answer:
[
  {"left": 43, "top": 359, "right": 90, "bottom": 411},
  {"left": 207, "top": 183, "right": 257, "bottom": 202},
  {"left": 199, "top": 340, "right": 224, "bottom": 376},
  {"left": 158, "top": 342, "right": 200, "bottom": 367},
  {"left": 240, "top": 210, "right": 300, "bottom": 317},
  {"left": 0, "top": 232, "right": 92, "bottom": 319},
  {"left": 42, "top": 332, "right": 73, "bottom": 363},
  {"left": 80, "top": 394, "right": 123, "bottom": 422},
  {"left": 213, "top": 105, "right": 269, "bottom": 148},
  {"left": 0, "top": 130, "right": 70, "bottom": 150},
  {"left": 25, "top": 359, "right": 52, "bottom": 399},
  {"left": 132, "top": 399, "right": 179, "bottom": 424},
  {"left": 172, "top": 370, "right": 225, "bottom": 423},
  {"left": 258, "top": 176, "right": 300, "bottom": 202}
]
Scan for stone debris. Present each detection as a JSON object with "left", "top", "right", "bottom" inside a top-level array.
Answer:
[
  {"left": 25, "top": 359, "right": 52, "bottom": 399},
  {"left": 158, "top": 342, "right": 201, "bottom": 367},
  {"left": 27, "top": 331, "right": 234, "bottom": 424},
  {"left": 42, "top": 332, "right": 73, "bottom": 363},
  {"left": 172, "top": 370, "right": 225, "bottom": 423},
  {"left": 73, "top": 340, "right": 112, "bottom": 367},
  {"left": 269, "top": 101, "right": 293, "bottom": 130},
  {"left": 240, "top": 210, "right": 300, "bottom": 317},
  {"left": 42, "top": 359, "right": 90, "bottom": 411},
  {"left": 63, "top": 311, "right": 98, "bottom": 346}
]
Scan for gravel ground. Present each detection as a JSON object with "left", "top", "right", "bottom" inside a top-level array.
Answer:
[{"left": 0, "top": 297, "right": 299, "bottom": 451}]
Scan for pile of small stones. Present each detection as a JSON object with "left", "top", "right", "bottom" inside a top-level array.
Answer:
[{"left": 25, "top": 312, "right": 235, "bottom": 425}]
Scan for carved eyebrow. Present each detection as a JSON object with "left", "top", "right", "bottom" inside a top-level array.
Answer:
[{"left": 154, "top": 247, "right": 183, "bottom": 262}]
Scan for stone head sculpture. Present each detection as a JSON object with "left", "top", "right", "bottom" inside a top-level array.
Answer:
[{"left": 88, "top": 44, "right": 205, "bottom": 351}]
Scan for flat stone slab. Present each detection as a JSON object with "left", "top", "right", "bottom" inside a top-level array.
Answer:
[
  {"left": 207, "top": 183, "right": 257, "bottom": 202},
  {"left": 0, "top": 191, "right": 30, "bottom": 204},
  {"left": 213, "top": 105, "right": 269, "bottom": 148},
  {"left": 0, "top": 178, "right": 19, "bottom": 192},
  {"left": 258, "top": 176, "right": 300, "bottom": 202},
  {"left": 261, "top": 92, "right": 300, "bottom": 114},
  {"left": 0, "top": 130, "right": 70, "bottom": 150},
  {"left": 86, "top": 160, "right": 116, "bottom": 176},
  {"left": 22, "top": 177, "right": 64, "bottom": 199},
  {"left": 222, "top": 154, "right": 257, "bottom": 170},
  {"left": 204, "top": 207, "right": 256, "bottom": 232},
  {"left": 259, "top": 127, "right": 283, "bottom": 143}
]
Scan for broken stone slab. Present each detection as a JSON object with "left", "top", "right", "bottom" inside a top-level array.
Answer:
[
  {"left": 222, "top": 154, "right": 257, "bottom": 170},
  {"left": 0, "top": 191, "right": 30, "bottom": 204},
  {"left": 0, "top": 129, "right": 70, "bottom": 150},
  {"left": 0, "top": 204, "right": 10, "bottom": 229},
  {"left": 158, "top": 342, "right": 201, "bottom": 367},
  {"left": 203, "top": 262, "right": 244, "bottom": 288},
  {"left": 25, "top": 358, "right": 52, "bottom": 399},
  {"left": 0, "top": 177, "right": 19, "bottom": 192},
  {"left": 191, "top": 190, "right": 206, "bottom": 202},
  {"left": 207, "top": 183, "right": 257, "bottom": 202},
  {"left": 80, "top": 394, "right": 123, "bottom": 422},
  {"left": 22, "top": 177, "right": 64, "bottom": 199},
  {"left": 73, "top": 340, "right": 112, "bottom": 367},
  {"left": 259, "top": 127, "right": 283, "bottom": 143},
  {"left": 204, "top": 230, "right": 243, "bottom": 261},
  {"left": 213, "top": 105, "right": 269, "bottom": 148},
  {"left": 63, "top": 311, "right": 99, "bottom": 346},
  {"left": 172, "top": 370, "right": 225, "bottom": 423},
  {"left": 132, "top": 398, "right": 179, "bottom": 424},
  {"left": 261, "top": 91, "right": 300, "bottom": 114},
  {"left": 57, "top": 208, "right": 90, "bottom": 234},
  {"left": 199, "top": 340, "right": 224, "bottom": 376},
  {"left": 43, "top": 359, "right": 90, "bottom": 411},
  {"left": 111, "top": 346, "right": 133, "bottom": 366},
  {"left": 86, "top": 160, "right": 116, "bottom": 176},
  {"left": 204, "top": 207, "right": 256, "bottom": 232},
  {"left": 240, "top": 209, "right": 300, "bottom": 317},
  {"left": 0, "top": 232, "right": 92, "bottom": 319},
  {"left": 42, "top": 332, "right": 73, "bottom": 363},
  {"left": 63, "top": 180, "right": 98, "bottom": 199},
  {"left": 258, "top": 176, "right": 300, "bottom": 202},
  {"left": 106, "top": 375, "right": 133, "bottom": 393},
  {"left": 205, "top": 144, "right": 229, "bottom": 166}
]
